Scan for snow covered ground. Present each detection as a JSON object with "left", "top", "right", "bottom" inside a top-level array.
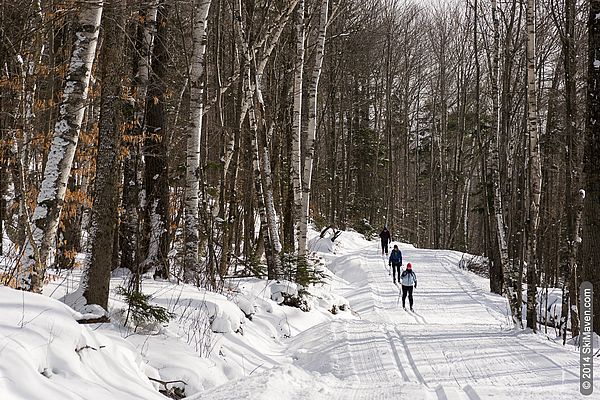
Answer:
[{"left": 0, "top": 230, "right": 597, "bottom": 399}]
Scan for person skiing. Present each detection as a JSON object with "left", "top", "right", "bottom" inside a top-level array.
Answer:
[
  {"left": 379, "top": 226, "right": 391, "bottom": 255},
  {"left": 401, "top": 263, "right": 417, "bottom": 311},
  {"left": 388, "top": 245, "right": 402, "bottom": 284}
]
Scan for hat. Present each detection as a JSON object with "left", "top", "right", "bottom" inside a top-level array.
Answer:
[
  {"left": 406, "top": 263, "right": 412, "bottom": 269},
  {"left": 393, "top": 245, "right": 398, "bottom": 249}
]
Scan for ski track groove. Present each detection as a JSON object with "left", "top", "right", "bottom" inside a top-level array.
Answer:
[
  {"left": 202, "top": 240, "right": 591, "bottom": 399},
  {"left": 434, "top": 252, "right": 510, "bottom": 326},
  {"left": 433, "top": 253, "right": 506, "bottom": 326},
  {"left": 384, "top": 325, "right": 410, "bottom": 382},
  {"left": 393, "top": 325, "right": 427, "bottom": 387}
]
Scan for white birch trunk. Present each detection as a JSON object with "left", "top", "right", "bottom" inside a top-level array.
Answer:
[
  {"left": 251, "top": 6, "right": 297, "bottom": 272},
  {"left": 292, "top": 0, "right": 305, "bottom": 253},
  {"left": 21, "top": 0, "right": 103, "bottom": 292},
  {"left": 233, "top": 0, "right": 285, "bottom": 277},
  {"left": 243, "top": 71, "right": 277, "bottom": 274},
  {"left": 137, "top": 1, "right": 158, "bottom": 100},
  {"left": 526, "top": 0, "right": 541, "bottom": 331},
  {"left": 184, "top": 0, "right": 212, "bottom": 283},
  {"left": 260, "top": 121, "right": 283, "bottom": 277},
  {"left": 298, "top": 0, "right": 328, "bottom": 257},
  {"left": 491, "top": 0, "right": 514, "bottom": 323},
  {"left": 222, "top": 0, "right": 299, "bottom": 194}
]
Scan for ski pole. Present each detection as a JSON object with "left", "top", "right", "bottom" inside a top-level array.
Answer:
[{"left": 382, "top": 256, "right": 390, "bottom": 275}]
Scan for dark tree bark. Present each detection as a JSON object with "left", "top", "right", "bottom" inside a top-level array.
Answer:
[
  {"left": 120, "top": 0, "right": 158, "bottom": 274},
  {"left": 560, "top": 0, "right": 583, "bottom": 341},
  {"left": 143, "top": 2, "right": 171, "bottom": 281},
  {"left": 82, "top": 0, "right": 126, "bottom": 310},
  {"left": 582, "top": 0, "right": 600, "bottom": 336}
]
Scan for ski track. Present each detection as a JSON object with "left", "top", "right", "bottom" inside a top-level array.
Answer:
[
  {"left": 318, "top": 244, "right": 594, "bottom": 398},
  {"left": 199, "top": 241, "right": 597, "bottom": 399}
]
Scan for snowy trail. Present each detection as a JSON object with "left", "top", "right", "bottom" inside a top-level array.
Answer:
[{"left": 197, "top": 240, "right": 596, "bottom": 399}]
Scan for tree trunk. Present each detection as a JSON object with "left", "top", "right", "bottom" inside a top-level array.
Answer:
[
  {"left": 120, "top": 0, "right": 158, "bottom": 273},
  {"left": 490, "top": 0, "right": 515, "bottom": 323},
  {"left": 143, "top": 2, "right": 170, "bottom": 280},
  {"left": 298, "top": 0, "right": 328, "bottom": 257},
  {"left": 526, "top": 0, "right": 541, "bottom": 331},
  {"left": 582, "top": 0, "right": 600, "bottom": 336},
  {"left": 291, "top": 0, "right": 305, "bottom": 253},
  {"left": 184, "top": 0, "right": 212, "bottom": 283},
  {"left": 258, "top": 121, "right": 283, "bottom": 279},
  {"left": 82, "top": 0, "right": 126, "bottom": 309},
  {"left": 21, "top": 0, "right": 103, "bottom": 292}
]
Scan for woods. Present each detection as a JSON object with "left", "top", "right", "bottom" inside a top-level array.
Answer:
[{"left": 0, "top": 0, "right": 599, "bottom": 339}]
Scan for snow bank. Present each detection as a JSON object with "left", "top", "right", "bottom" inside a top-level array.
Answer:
[
  {"left": 269, "top": 280, "right": 298, "bottom": 303},
  {"left": 0, "top": 286, "right": 163, "bottom": 400}
]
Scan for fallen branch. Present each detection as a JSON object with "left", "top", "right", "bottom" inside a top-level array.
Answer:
[{"left": 77, "top": 315, "right": 110, "bottom": 324}]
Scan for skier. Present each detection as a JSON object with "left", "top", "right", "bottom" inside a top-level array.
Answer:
[
  {"left": 401, "top": 263, "right": 417, "bottom": 311},
  {"left": 379, "top": 226, "right": 391, "bottom": 255},
  {"left": 388, "top": 245, "right": 402, "bottom": 284}
]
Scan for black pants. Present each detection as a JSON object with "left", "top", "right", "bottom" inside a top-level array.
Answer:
[
  {"left": 402, "top": 285, "right": 414, "bottom": 308},
  {"left": 391, "top": 262, "right": 401, "bottom": 282},
  {"left": 381, "top": 240, "right": 389, "bottom": 255}
]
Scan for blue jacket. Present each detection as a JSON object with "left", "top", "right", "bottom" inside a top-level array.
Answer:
[{"left": 389, "top": 249, "right": 402, "bottom": 265}]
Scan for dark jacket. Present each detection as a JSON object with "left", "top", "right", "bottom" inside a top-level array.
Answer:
[
  {"left": 389, "top": 249, "right": 402, "bottom": 265},
  {"left": 379, "top": 228, "right": 391, "bottom": 243}
]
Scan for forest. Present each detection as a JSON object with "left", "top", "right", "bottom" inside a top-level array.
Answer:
[{"left": 0, "top": 0, "right": 599, "bottom": 341}]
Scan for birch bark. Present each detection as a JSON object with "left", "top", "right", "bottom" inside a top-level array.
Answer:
[
  {"left": 120, "top": 0, "right": 158, "bottom": 272},
  {"left": 233, "top": 0, "right": 296, "bottom": 277},
  {"left": 184, "top": 0, "right": 212, "bottom": 283},
  {"left": 525, "top": 0, "right": 541, "bottom": 331},
  {"left": 21, "top": 0, "right": 103, "bottom": 292},
  {"left": 298, "top": 0, "right": 328, "bottom": 257},
  {"left": 490, "top": 0, "right": 515, "bottom": 322}
]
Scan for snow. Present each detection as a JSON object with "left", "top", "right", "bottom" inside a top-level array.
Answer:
[
  {"left": 1, "top": 229, "right": 598, "bottom": 399},
  {"left": 0, "top": 287, "right": 163, "bottom": 400}
]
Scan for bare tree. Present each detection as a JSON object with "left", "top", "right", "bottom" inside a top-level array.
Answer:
[
  {"left": 184, "top": 0, "right": 212, "bottom": 283},
  {"left": 298, "top": 0, "right": 328, "bottom": 257},
  {"left": 525, "top": 0, "right": 541, "bottom": 331},
  {"left": 21, "top": 0, "right": 103, "bottom": 292},
  {"left": 82, "top": 0, "right": 126, "bottom": 310},
  {"left": 292, "top": 0, "right": 305, "bottom": 253},
  {"left": 582, "top": 0, "right": 600, "bottom": 336}
]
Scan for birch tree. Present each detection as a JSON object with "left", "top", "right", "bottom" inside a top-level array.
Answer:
[
  {"left": 298, "top": 0, "right": 328, "bottom": 257},
  {"left": 525, "top": 0, "right": 541, "bottom": 331},
  {"left": 291, "top": 0, "right": 305, "bottom": 253},
  {"left": 184, "top": 0, "right": 212, "bottom": 283},
  {"left": 20, "top": 0, "right": 103, "bottom": 292},
  {"left": 489, "top": 0, "right": 516, "bottom": 323}
]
